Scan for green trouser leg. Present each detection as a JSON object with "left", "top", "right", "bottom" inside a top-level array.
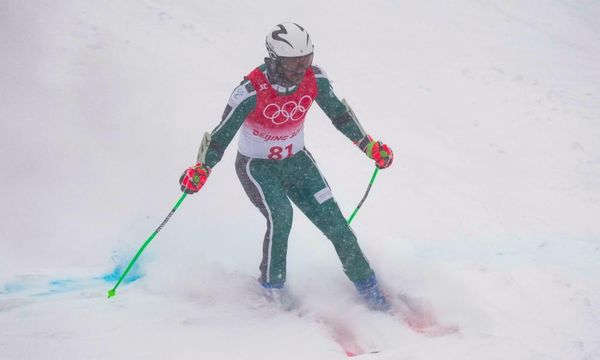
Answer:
[
  {"left": 235, "top": 150, "right": 374, "bottom": 286},
  {"left": 235, "top": 153, "right": 293, "bottom": 285},
  {"left": 283, "top": 150, "right": 374, "bottom": 283}
]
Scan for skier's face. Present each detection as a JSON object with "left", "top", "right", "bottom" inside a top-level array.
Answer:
[{"left": 279, "top": 53, "right": 313, "bottom": 85}]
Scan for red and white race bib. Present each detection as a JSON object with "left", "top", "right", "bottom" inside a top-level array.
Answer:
[{"left": 238, "top": 67, "right": 318, "bottom": 159}]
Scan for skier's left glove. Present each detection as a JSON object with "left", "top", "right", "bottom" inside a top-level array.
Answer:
[
  {"left": 357, "top": 135, "right": 394, "bottom": 169},
  {"left": 179, "top": 163, "right": 211, "bottom": 194}
]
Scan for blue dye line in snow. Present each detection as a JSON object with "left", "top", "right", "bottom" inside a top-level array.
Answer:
[
  {"left": 32, "top": 279, "right": 79, "bottom": 297},
  {"left": 0, "top": 282, "right": 27, "bottom": 295},
  {"left": 99, "top": 262, "right": 144, "bottom": 284},
  {"left": 1, "top": 261, "right": 145, "bottom": 297}
]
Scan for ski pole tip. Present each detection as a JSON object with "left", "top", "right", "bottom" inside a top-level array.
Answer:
[{"left": 107, "top": 289, "right": 116, "bottom": 299}]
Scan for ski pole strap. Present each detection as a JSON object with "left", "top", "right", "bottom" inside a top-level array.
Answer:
[
  {"left": 107, "top": 192, "right": 188, "bottom": 298},
  {"left": 347, "top": 167, "right": 379, "bottom": 225}
]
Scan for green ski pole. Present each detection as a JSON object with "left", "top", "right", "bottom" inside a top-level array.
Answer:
[
  {"left": 107, "top": 132, "right": 212, "bottom": 299},
  {"left": 107, "top": 193, "right": 187, "bottom": 298},
  {"left": 340, "top": 99, "right": 383, "bottom": 225},
  {"left": 347, "top": 167, "right": 379, "bottom": 225}
]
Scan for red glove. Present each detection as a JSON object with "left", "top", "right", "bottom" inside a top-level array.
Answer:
[
  {"left": 358, "top": 135, "right": 394, "bottom": 169},
  {"left": 179, "top": 163, "right": 211, "bottom": 194}
]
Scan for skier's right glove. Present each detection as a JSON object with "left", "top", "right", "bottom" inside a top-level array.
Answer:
[{"left": 179, "top": 163, "right": 211, "bottom": 194}]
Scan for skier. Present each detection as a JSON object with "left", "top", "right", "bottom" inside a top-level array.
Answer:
[{"left": 179, "top": 23, "right": 394, "bottom": 311}]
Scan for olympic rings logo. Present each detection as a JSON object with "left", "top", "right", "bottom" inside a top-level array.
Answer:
[{"left": 263, "top": 95, "right": 313, "bottom": 125}]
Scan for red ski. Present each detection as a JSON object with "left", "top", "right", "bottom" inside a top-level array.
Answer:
[
  {"left": 317, "top": 315, "right": 380, "bottom": 357},
  {"left": 393, "top": 293, "right": 460, "bottom": 337},
  {"left": 311, "top": 292, "right": 459, "bottom": 357}
]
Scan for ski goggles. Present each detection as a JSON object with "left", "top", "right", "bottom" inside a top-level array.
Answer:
[{"left": 279, "top": 53, "right": 314, "bottom": 73}]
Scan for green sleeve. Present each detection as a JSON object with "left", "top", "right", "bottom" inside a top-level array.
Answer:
[
  {"left": 313, "top": 66, "right": 367, "bottom": 143},
  {"left": 204, "top": 81, "right": 256, "bottom": 168}
]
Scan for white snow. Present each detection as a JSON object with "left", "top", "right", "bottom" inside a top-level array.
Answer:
[{"left": 1, "top": 0, "right": 600, "bottom": 359}]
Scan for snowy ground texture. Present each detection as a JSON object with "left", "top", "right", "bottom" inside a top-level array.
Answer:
[{"left": 2, "top": 0, "right": 600, "bottom": 359}]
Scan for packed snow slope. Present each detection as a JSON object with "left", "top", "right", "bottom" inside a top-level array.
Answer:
[{"left": 1, "top": 0, "right": 600, "bottom": 359}]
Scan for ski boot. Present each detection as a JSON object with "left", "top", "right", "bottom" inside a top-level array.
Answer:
[
  {"left": 354, "top": 275, "right": 391, "bottom": 312},
  {"left": 261, "top": 282, "right": 299, "bottom": 311}
]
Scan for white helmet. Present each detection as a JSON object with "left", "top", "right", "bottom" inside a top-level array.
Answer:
[{"left": 266, "top": 22, "right": 314, "bottom": 59}]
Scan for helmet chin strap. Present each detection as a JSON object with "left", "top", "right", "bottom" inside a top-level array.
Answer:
[{"left": 265, "top": 57, "right": 300, "bottom": 88}]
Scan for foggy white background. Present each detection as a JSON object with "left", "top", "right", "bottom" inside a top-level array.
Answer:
[{"left": 1, "top": 1, "right": 599, "bottom": 359}]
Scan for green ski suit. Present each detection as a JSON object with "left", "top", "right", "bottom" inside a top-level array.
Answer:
[{"left": 203, "top": 63, "right": 376, "bottom": 286}]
